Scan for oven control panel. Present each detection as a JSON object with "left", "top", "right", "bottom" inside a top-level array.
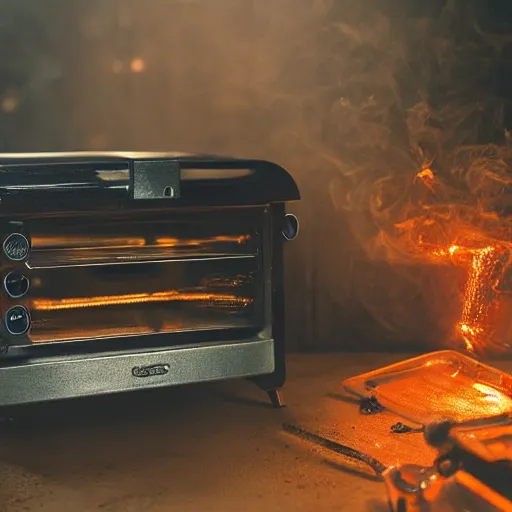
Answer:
[{"left": 0, "top": 223, "right": 32, "bottom": 347}]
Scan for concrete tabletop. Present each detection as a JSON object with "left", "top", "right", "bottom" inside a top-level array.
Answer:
[{"left": 1, "top": 353, "right": 511, "bottom": 512}]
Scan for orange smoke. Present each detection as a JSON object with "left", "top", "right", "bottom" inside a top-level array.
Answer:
[
  {"left": 405, "top": 167, "right": 512, "bottom": 353},
  {"left": 346, "top": 155, "right": 512, "bottom": 354}
]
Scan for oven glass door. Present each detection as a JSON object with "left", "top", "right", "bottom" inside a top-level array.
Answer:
[{"left": 2, "top": 207, "right": 268, "bottom": 345}]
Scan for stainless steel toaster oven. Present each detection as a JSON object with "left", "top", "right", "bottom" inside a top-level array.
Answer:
[{"left": 0, "top": 152, "right": 299, "bottom": 408}]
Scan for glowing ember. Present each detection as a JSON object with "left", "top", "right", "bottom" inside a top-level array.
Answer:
[
  {"left": 436, "top": 244, "right": 507, "bottom": 352},
  {"left": 414, "top": 168, "right": 437, "bottom": 192},
  {"left": 456, "top": 247, "right": 497, "bottom": 350}
]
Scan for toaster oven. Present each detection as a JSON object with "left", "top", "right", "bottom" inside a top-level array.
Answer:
[{"left": 0, "top": 152, "right": 299, "bottom": 408}]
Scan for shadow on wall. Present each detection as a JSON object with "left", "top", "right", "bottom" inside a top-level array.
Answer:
[{"left": 0, "top": 0, "right": 511, "bottom": 352}]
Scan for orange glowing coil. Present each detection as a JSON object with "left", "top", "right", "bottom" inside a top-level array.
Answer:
[{"left": 32, "top": 291, "right": 252, "bottom": 311}]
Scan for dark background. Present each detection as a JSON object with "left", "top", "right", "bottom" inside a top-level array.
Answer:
[{"left": 1, "top": 0, "right": 511, "bottom": 352}]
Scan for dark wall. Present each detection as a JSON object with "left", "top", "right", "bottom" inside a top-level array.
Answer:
[{"left": 1, "top": 0, "right": 511, "bottom": 352}]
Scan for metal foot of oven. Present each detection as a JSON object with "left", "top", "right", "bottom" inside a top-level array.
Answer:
[
  {"left": 251, "top": 369, "right": 286, "bottom": 408},
  {"left": 266, "top": 389, "right": 284, "bottom": 408}
]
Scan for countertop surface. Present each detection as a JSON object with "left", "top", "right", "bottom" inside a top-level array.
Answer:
[{"left": 1, "top": 353, "right": 511, "bottom": 512}]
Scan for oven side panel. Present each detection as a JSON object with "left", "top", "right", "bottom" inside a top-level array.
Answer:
[{"left": 252, "top": 203, "right": 286, "bottom": 391}]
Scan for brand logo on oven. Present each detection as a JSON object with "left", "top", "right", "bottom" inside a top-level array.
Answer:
[{"left": 132, "top": 364, "right": 170, "bottom": 378}]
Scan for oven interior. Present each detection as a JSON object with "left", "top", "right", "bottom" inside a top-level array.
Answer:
[{"left": 0, "top": 206, "right": 271, "bottom": 354}]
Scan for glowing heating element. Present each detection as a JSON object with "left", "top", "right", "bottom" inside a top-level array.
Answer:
[{"left": 32, "top": 292, "right": 253, "bottom": 311}]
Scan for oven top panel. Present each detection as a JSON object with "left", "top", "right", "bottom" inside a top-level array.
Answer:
[{"left": 0, "top": 152, "right": 300, "bottom": 214}]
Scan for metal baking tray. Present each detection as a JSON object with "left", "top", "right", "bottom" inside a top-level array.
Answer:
[{"left": 343, "top": 350, "right": 512, "bottom": 425}]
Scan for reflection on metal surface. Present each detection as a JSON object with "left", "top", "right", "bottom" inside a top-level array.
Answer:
[
  {"left": 95, "top": 169, "right": 129, "bottom": 181},
  {"left": 30, "top": 235, "right": 146, "bottom": 249},
  {"left": 201, "top": 273, "right": 255, "bottom": 289},
  {"left": 155, "top": 235, "right": 251, "bottom": 247},
  {"left": 0, "top": 151, "right": 192, "bottom": 160},
  {"left": 0, "top": 164, "right": 130, "bottom": 194},
  {"left": 181, "top": 168, "right": 254, "bottom": 180},
  {"left": 384, "top": 464, "right": 441, "bottom": 512},
  {"left": 29, "top": 233, "right": 252, "bottom": 267},
  {"left": 31, "top": 235, "right": 251, "bottom": 250},
  {"left": 27, "top": 212, "right": 257, "bottom": 268}
]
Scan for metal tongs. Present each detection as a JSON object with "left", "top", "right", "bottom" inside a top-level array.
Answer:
[{"left": 284, "top": 414, "right": 512, "bottom": 512}]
